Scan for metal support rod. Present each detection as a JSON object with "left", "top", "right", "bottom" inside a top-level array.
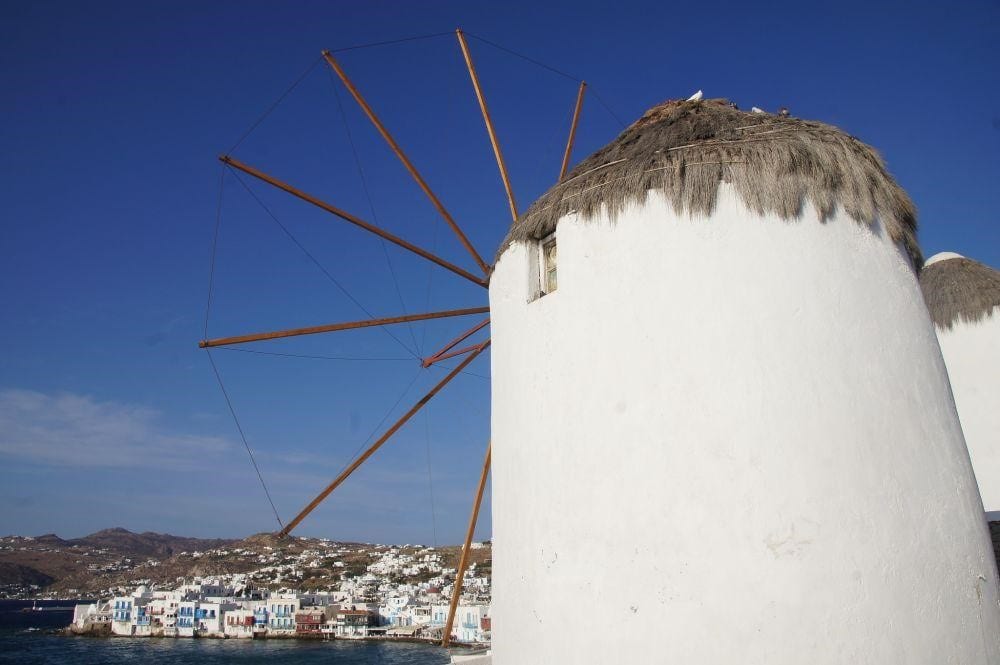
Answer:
[
  {"left": 221, "top": 156, "right": 488, "bottom": 288},
  {"left": 200, "top": 306, "right": 490, "bottom": 349},
  {"left": 322, "top": 50, "right": 491, "bottom": 277},
  {"left": 442, "top": 441, "right": 491, "bottom": 647},
  {"left": 421, "top": 317, "right": 490, "bottom": 367},
  {"left": 455, "top": 29, "right": 519, "bottom": 224},
  {"left": 559, "top": 81, "right": 587, "bottom": 181},
  {"left": 278, "top": 340, "right": 491, "bottom": 537}
]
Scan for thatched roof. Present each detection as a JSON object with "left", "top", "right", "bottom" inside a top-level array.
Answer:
[
  {"left": 919, "top": 253, "right": 1000, "bottom": 329},
  {"left": 499, "top": 98, "right": 920, "bottom": 266}
]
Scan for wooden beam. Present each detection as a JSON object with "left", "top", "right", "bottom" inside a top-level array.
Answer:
[
  {"left": 322, "top": 50, "right": 491, "bottom": 277},
  {"left": 422, "top": 317, "right": 490, "bottom": 367},
  {"left": 278, "top": 340, "right": 491, "bottom": 537},
  {"left": 455, "top": 29, "right": 519, "bottom": 224},
  {"left": 559, "top": 81, "right": 587, "bottom": 181},
  {"left": 221, "top": 156, "right": 488, "bottom": 288},
  {"left": 442, "top": 441, "right": 491, "bottom": 647},
  {"left": 200, "top": 306, "right": 490, "bottom": 348}
]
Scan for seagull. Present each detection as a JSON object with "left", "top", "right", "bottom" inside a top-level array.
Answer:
[
  {"left": 751, "top": 107, "right": 765, "bottom": 114},
  {"left": 778, "top": 107, "right": 790, "bottom": 117},
  {"left": 687, "top": 90, "right": 703, "bottom": 102}
]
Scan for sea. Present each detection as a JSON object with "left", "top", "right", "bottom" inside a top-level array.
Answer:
[{"left": 0, "top": 600, "right": 451, "bottom": 664}]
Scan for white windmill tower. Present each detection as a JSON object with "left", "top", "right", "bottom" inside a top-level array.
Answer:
[
  {"left": 488, "top": 99, "right": 1000, "bottom": 664},
  {"left": 920, "top": 252, "right": 1000, "bottom": 516}
]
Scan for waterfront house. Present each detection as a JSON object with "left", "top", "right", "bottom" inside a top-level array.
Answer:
[
  {"left": 267, "top": 595, "right": 300, "bottom": 634},
  {"left": 334, "top": 608, "right": 376, "bottom": 638},
  {"left": 295, "top": 606, "right": 336, "bottom": 635},
  {"left": 223, "top": 608, "right": 256, "bottom": 639},
  {"left": 110, "top": 596, "right": 133, "bottom": 636},
  {"left": 176, "top": 601, "right": 197, "bottom": 637}
]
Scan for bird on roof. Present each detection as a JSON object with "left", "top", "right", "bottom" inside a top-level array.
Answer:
[
  {"left": 687, "top": 90, "right": 703, "bottom": 102},
  {"left": 751, "top": 107, "right": 765, "bottom": 114}
]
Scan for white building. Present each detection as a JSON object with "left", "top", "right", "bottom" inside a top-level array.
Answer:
[
  {"left": 451, "top": 604, "right": 489, "bottom": 644},
  {"left": 489, "top": 98, "right": 1000, "bottom": 664},
  {"left": 920, "top": 252, "right": 1000, "bottom": 515},
  {"left": 223, "top": 607, "right": 256, "bottom": 638},
  {"left": 267, "top": 595, "right": 300, "bottom": 634}
]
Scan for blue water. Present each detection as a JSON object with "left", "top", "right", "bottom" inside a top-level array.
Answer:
[{"left": 0, "top": 600, "right": 450, "bottom": 664}]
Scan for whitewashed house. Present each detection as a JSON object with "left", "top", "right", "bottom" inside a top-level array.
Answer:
[{"left": 223, "top": 607, "right": 256, "bottom": 638}]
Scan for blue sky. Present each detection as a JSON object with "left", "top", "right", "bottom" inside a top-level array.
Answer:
[{"left": 1, "top": 1, "right": 998, "bottom": 543}]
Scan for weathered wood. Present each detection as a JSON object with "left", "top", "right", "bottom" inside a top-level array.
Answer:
[
  {"left": 200, "top": 307, "right": 490, "bottom": 348},
  {"left": 221, "top": 156, "right": 488, "bottom": 288},
  {"left": 442, "top": 441, "right": 491, "bottom": 647},
  {"left": 456, "top": 29, "right": 519, "bottom": 224},
  {"left": 322, "top": 50, "right": 491, "bottom": 277},
  {"left": 559, "top": 81, "right": 587, "bottom": 181},
  {"left": 422, "top": 317, "right": 490, "bottom": 367},
  {"left": 278, "top": 340, "right": 491, "bottom": 537}
]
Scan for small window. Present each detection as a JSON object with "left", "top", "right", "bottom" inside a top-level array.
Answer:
[{"left": 540, "top": 233, "right": 557, "bottom": 295}]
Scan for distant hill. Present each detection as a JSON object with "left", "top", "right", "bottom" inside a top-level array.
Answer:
[
  {"left": 0, "top": 562, "right": 55, "bottom": 587},
  {"left": 0, "top": 528, "right": 239, "bottom": 595},
  {"left": 67, "top": 528, "right": 237, "bottom": 559}
]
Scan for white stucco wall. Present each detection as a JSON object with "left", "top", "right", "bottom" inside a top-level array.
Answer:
[
  {"left": 488, "top": 187, "right": 1000, "bottom": 665},
  {"left": 937, "top": 313, "right": 1000, "bottom": 515}
]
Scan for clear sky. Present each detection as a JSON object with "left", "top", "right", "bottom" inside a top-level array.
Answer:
[{"left": 1, "top": 0, "right": 998, "bottom": 544}]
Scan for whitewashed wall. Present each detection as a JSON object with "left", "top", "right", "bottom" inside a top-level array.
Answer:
[
  {"left": 488, "top": 187, "right": 1000, "bottom": 665},
  {"left": 935, "top": 307, "right": 1000, "bottom": 515}
]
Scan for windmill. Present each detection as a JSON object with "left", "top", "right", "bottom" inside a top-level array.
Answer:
[
  {"left": 201, "top": 28, "right": 592, "bottom": 648},
  {"left": 204, "top": 31, "right": 1000, "bottom": 664}
]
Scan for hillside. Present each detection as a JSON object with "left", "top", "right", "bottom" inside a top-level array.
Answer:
[{"left": 0, "top": 528, "right": 491, "bottom": 600}]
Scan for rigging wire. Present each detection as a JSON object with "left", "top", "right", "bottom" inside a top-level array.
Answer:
[
  {"left": 327, "top": 31, "right": 453, "bottom": 54},
  {"left": 226, "top": 55, "right": 325, "bottom": 156},
  {"left": 206, "top": 350, "right": 284, "bottom": 530},
  {"left": 330, "top": 368, "right": 425, "bottom": 483},
  {"left": 423, "top": 410, "right": 439, "bottom": 547},
  {"left": 464, "top": 31, "right": 627, "bottom": 130},
  {"left": 203, "top": 165, "right": 227, "bottom": 338},
  {"left": 326, "top": 65, "right": 423, "bottom": 356},
  {"left": 227, "top": 167, "right": 421, "bottom": 360},
  {"left": 215, "top": 347, "right": 412, "bottom": 362}
]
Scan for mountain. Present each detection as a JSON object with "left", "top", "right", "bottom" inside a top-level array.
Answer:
[{"left": 67, "top": 528, "right": 236, "bottom": 559}]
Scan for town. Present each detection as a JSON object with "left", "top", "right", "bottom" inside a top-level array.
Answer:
[
  {"left": 69, "top": 537, "right": 491, "bottom": 643},
  {"left": 0, "top": 528, "right": 489, "bottom": 644}
]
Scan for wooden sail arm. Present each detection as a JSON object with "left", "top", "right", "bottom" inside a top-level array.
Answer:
[
  {"left": 456, "top": 29, "right": 519, "bottom": 224},
  {"left": 200, "top": 306, "right": 490, "bottom": 348},
  {"left": 277, "top": 339, "right": 491, "bottom": 538},
  {"left": 220, "top": 156, "right": 488, "bottom": 288},
  {"left": 421, "top": 317, "right": 490, "bottom": 367},
  {"left": 442, "top": 441, "right": 491, "bottom": 647},
  {"left": 321, "top": 50, "right": 491, "bottom": 277},
  {"left": 559, "top": 81, "right": 587, "bottom": 181}
]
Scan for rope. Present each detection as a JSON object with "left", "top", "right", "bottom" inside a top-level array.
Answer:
[
  {"left": 227, "top": 168, "right": 421, "bottom": 360},
  {"left": 203, "top": 165, "right": 226, "bottom": 338},
  {"left": 226, "top": 55, "right": 324, "bottom": 155},
  {"left": 327, "top": 31, "right": 453, "bottom": 54},
  {"left": 326, "top": 65, "right": 422, "bottom": 356},
  {"left": 206, "top": 350, "right": 284, "bottom": 529},
  {"left": 214, "top": 347, "right": 412, "bottom": 362}
]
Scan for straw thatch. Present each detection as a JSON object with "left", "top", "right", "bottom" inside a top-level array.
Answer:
[
  {"left": 919, "top": 254, "right": 1000, "bottom": 329},
  {"left": 499, "top": 98, "right": 920, "bottom": 266}
]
